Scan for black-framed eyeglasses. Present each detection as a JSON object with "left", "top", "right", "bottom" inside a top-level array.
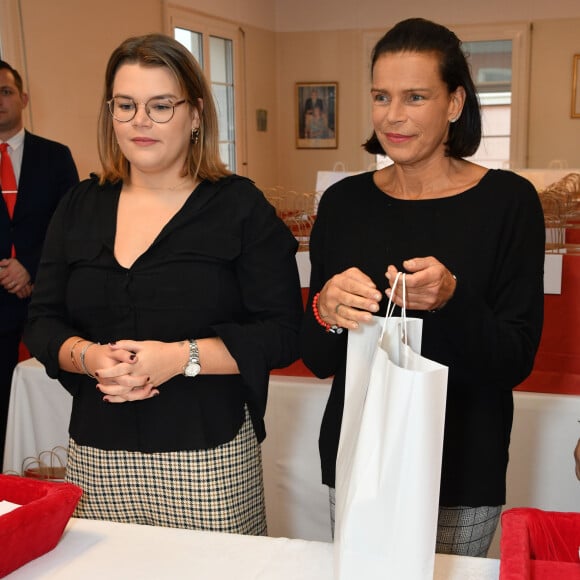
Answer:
[{"left": 107, "top": 97, "right": 187, "bottom": 124}]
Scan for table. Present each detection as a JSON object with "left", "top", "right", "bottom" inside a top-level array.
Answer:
[
  {"left": 4, "top": 360, "right": 580, "bottom": 556},
  {"left": 5, "top": 517, "right": 499, "bottom": 579}
]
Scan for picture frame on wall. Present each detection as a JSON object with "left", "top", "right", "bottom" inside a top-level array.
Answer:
[
  {"left": 296, "top": 82, "right": 338, "bottom": 149},
  {"left": 572, "top": 54, "right": 580, "bottom": 118}
]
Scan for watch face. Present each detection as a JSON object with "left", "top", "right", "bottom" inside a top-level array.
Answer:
[{"left": 184, "top": 362, "right": 201, "bottom": 377}]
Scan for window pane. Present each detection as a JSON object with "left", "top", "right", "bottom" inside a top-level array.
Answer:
[
  {"left": 463, "top": 40, "right": 513, "bottom": 169},
  {"left": 471, "top": 136, "right": 511, "bottom": 169},
  {"left": 213, "top": 83, "right": 230, "bottom": 141},
  {"left": 209, "top": 36, "right": 233, "bottom": 83},
  {"left": 220, "top": 142, "right": 236, "bottom": 171},
  {"left": 173, "top": 26, "right": 237, "bottom": 172},
  {"left": 175, "top": 28, "right": 203, "bottom": 68},
  {"left": 481, "top": 105, "right": 511, "bottom": 136},
  {"left": 463, "top": 40, "right": 512, "bottom": 94}
]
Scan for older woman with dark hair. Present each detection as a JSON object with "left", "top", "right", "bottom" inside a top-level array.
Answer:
[
  {"left": 24, "top": 34, "right": 303, "bottom": 534},
  {"left": 300, "top": 18, "right": 544, "bottom": 557}
]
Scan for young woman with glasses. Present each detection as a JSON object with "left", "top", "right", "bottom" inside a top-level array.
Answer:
[{"left": 24, "top": 34, "right": 303, "bottom": 534}]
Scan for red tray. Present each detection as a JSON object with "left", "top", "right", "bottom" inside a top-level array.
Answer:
[
  {"left": 500, "top": 508, "right": 580, "bottom": 579},
  {"left": 0, "top": 474, "right": 82, "bottom": 577}
]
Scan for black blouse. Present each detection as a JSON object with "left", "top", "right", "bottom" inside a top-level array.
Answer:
[
  {"left": 25, "top": 174, "right": 303, "bottom": 452},
  {"left": 300, "top": 169, "right": 545, "bottom": 506}
]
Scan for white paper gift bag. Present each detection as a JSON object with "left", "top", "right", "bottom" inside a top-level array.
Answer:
[{"left": 335, "top": 273, "right": 448, "bottom": 580}]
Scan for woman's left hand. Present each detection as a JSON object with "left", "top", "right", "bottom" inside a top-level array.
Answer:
[
  {"left": 386, "top": 257, "right": 457, "bottom": 311},
  {"left": 96, "top": 340, "right": 185, "bottom": 403}
]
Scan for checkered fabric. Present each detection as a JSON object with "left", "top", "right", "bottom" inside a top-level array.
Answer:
[
  {"left": 66, "top": 408, "right": 266, "bottom": 535},
  {"left": 328, "top": 488, "right": 500, "bottom": 557},
  {"left": 436, "top": 505, "right": 502, "bottom": 557}
]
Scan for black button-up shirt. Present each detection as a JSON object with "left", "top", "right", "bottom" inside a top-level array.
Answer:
[{"left": 25, "top": 174, "right": 303, "bottom": 452}]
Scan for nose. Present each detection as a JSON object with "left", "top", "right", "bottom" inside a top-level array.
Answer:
[
  {"left": 385, "top": 99, "right": 406, "bottom": 124},
  {"left": 132, "top": 103, "right": 152, "bottom": 125}
]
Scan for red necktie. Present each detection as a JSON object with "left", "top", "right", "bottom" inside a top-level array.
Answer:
[
  {"left": 0, "top": 142, "right": 17, "bottom": 219},
  {"left": 0, "top": 143, "right": 18, "bottom": 257}
]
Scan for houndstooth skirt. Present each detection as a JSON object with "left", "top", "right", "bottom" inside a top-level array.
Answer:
[{"left": 65, "top": 408, "right": 267, "bottom": 535}]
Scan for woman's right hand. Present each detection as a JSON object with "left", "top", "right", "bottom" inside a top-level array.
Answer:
[
  {"left": 92, "top": 344, "right": 159, "bottom": 403},
  {"left": 81, "top": 342, "right": 158, "bottom": 403},
  {"left": 316, "top": 267, "right": 383, "bottom": 331}
]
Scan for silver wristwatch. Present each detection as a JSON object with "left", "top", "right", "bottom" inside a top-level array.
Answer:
[{"left": 183, "top": 339, "right": 201, "bottom": 377}]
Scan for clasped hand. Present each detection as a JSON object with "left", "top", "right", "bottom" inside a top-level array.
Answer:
[
  {"left": 0, "top": 258, "right": 32, "bottom": 298},
  {"left": 317, "top": 257, "right": 456, "bottom": 329},
  {"left": 91, "top": 340, "right": 183, "bottom": 404}
]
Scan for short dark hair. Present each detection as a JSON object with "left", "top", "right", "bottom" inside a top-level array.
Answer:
[
  {"left": 363, "top": 18, "right": 481, "bottom": 159},
  {"left": 0, "top": 60, "right": 24, "bottom": 94}
]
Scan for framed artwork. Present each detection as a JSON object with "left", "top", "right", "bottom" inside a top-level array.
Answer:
[
  {"left": 296, "top": 82, "right": 338, "bottom": 148},
  {"left": 572, "top": 55, "right": 580, "bottom": 118}
]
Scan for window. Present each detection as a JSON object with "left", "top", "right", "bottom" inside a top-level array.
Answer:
[
  {"left": 456, "top": 23, "right": 531, "bottom": 169},
  {"left": 165, "top": 7, "right": 245, "bottom": 174},
  {"left": 463, "top": 39, "right": 513, "bottom": 169}
]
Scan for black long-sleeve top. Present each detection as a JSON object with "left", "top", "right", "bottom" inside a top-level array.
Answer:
[
  {"left": 24, "top": 174, "right": 303, "bottom": 452},
  {"left": 300, "top": 169, "right": 545, "bottom": 506}
]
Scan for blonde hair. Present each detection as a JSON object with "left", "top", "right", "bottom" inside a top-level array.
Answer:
[{"left": 97, "top": 33, "right": 230, "bottom": 184}]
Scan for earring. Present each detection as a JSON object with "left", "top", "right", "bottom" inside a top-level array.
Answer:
[{"left": 191, "top": 128, "right": 200, "bottom": 144}]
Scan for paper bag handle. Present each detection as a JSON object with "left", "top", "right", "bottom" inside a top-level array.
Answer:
[{"left": 381, "top": 271, "right": 407, "bottom": 343}]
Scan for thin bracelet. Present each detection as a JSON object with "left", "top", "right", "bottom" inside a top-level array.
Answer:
[
  {"left": 312, "top": 292, "right": 343, "bottom": 335},
  {"left": 69, "top": 338, "right": 85, "bottom": 372},
  {"left": 79, "top": 342, "right": 98, "bottom": 378}
]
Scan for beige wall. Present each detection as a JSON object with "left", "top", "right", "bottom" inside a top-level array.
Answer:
[
  {"left": 13, "top": 0, "right": 163, "bottom": 179},
  {"left": 275, "top": 30, "right": 373, "bottom": 192},
  {"left": 274, "top": 0, "right": 580, "bottom": 31},
  {"left": 528, "top": 19, "right": 580, "bottom": 169},
  {"left": 2, "top": 2, "right": 579, "bottom": 189},
  {"left": 242, "top": 25, "right": 279, "bottom": 189}
]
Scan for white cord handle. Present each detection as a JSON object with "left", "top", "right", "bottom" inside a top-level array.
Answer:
[{"left": 380, "top": 272, "right": 407, "bottom": 343}]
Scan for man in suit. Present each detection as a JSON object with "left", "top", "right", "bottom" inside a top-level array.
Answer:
[{"left": 0, "top": 60, "right": 79, "bottom": 467}]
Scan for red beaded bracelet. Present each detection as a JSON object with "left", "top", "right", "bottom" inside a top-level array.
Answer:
[{"left": 312, "top": 292, "right": 343, "bottom": 334}]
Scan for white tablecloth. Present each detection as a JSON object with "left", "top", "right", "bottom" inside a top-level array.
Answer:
[
  {"left": 3, "top": 359, "right": 71, "bottom": 476},
  {"left": 5, "top": 517, "right": 499, "bottom": 579}
]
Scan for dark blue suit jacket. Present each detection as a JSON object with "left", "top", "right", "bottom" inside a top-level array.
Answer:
[{"left": 0, "top": 130, "right": 79, "bottom": 332}]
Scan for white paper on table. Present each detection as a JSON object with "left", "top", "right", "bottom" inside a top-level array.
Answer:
[{"left": 0, "top": 500, "right": 22, "bottom": 516}]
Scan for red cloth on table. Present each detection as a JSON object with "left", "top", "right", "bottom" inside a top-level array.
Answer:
[
  {"left": 517, "top": 254, "right": 580, "bottom": 395},
  {"left": 272, "top": 286, "right": 315, "bottom": 377},
  {"left": 18, "top": 341, "right": 30, "bottom": 362}
]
